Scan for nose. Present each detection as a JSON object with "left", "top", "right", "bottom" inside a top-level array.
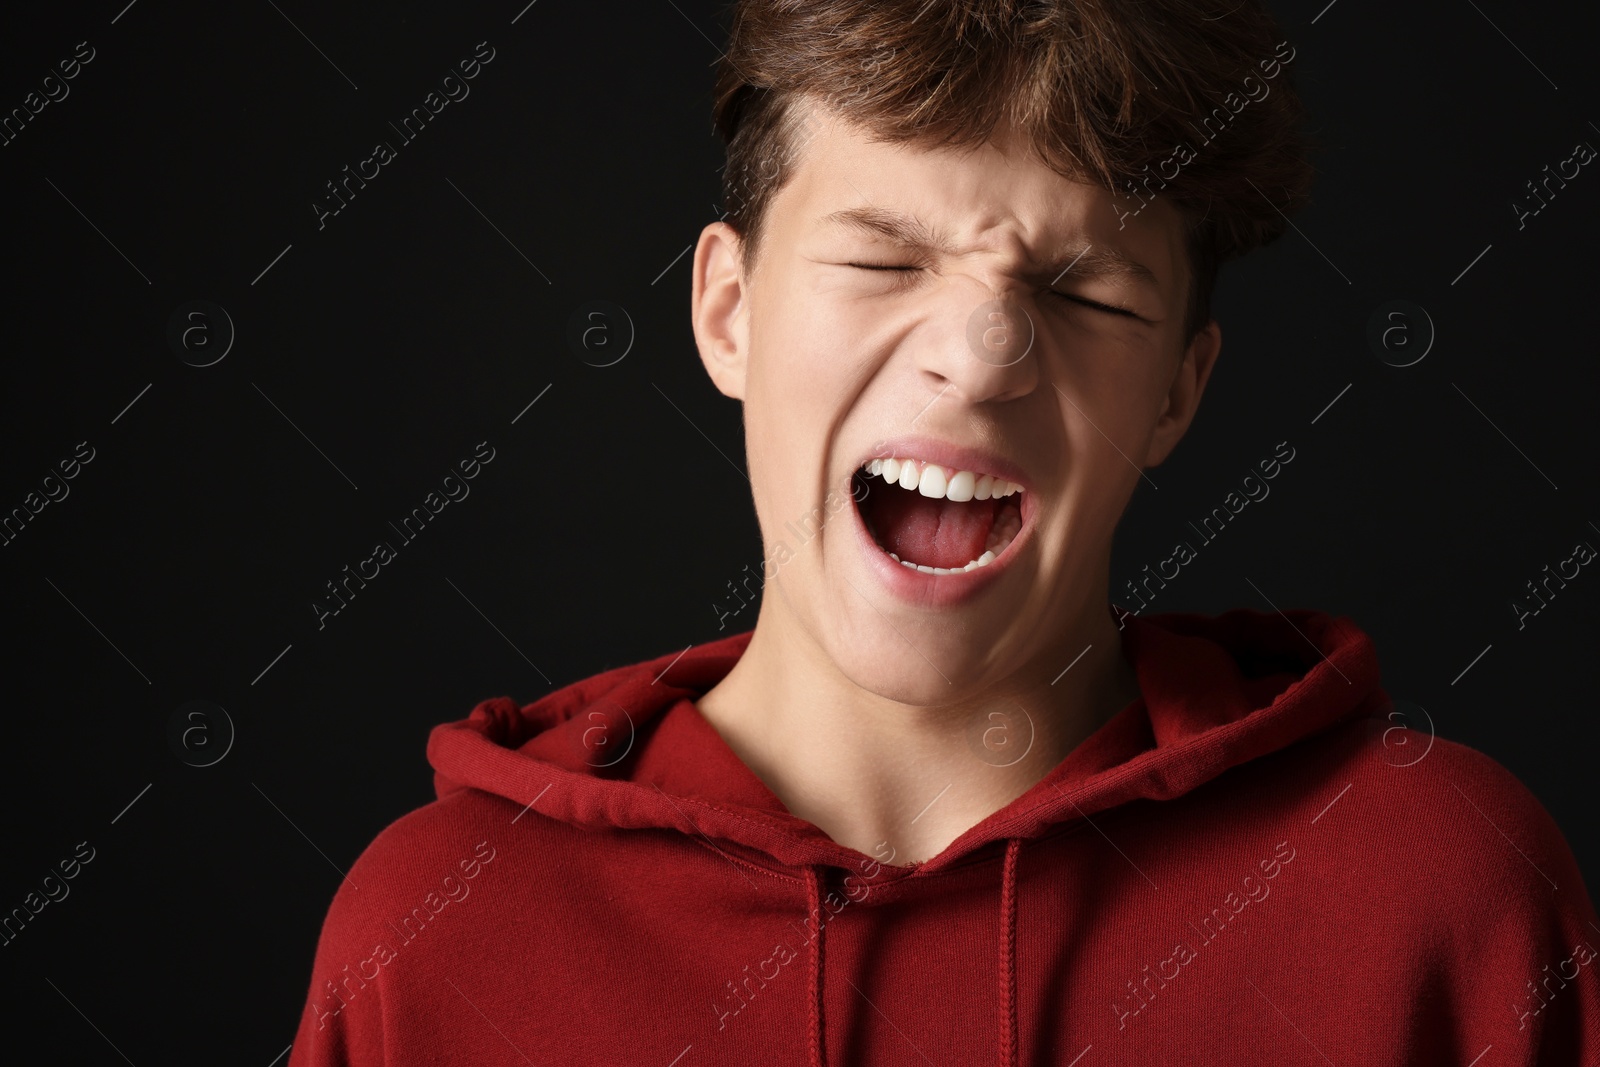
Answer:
[{"left": 913, "top": 273, "right": 1041, "bottom": 407}]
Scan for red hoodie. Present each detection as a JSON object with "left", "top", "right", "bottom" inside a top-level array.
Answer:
[{"left": 288, "top": 606, "right": 1600, "bottom": 1065}]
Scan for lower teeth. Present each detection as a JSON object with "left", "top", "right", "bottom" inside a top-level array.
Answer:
[
  {"left": 985, "top": 506, "right": 1022, "bottom": 553},
  {"left": 886, "top": 549, "right": 998, "bottom": 575}
]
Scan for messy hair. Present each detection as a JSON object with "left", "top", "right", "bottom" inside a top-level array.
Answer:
[{"left": 711, "top": 0, "right": 1318, "bottom": 344}]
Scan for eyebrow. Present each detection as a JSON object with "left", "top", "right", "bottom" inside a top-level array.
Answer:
[
  {"left": 819, "top": 205, "right": 1160, "bottom": 287},
  {"left": 1046, "top": 244, "right": 1159, "bottom": 287},
  {"left": 822, "top": 206, "right": 958, "bottom": 254}
]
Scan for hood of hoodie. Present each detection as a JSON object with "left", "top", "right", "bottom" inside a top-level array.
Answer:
[
  {"left": 298, "top": 605, "right": 1600, "bottom": 1067},
  {"left": 428, "top": 603, "right": 1386, "bottom": 882}
]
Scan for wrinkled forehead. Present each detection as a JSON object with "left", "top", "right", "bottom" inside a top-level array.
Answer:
[{"left": 770, "top": 100, "right": 1190, "bottom": 308}]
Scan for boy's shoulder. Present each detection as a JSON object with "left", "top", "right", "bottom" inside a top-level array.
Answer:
[
  {"left": 1261, "top": 713, "right": 1594, "bottom": 932},
  {"left": 340, "top": 784, "right": 526, "bottom": 895},
  {"left": 308, "top": 787, "right": 529, "bottom": 954}
]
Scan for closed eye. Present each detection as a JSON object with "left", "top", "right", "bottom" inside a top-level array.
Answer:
[
  {"left": 845, "top": 262, "right": 925, "bottom": 293},
  {"left": 1049, "top": 291, "right": 1139, "bottom": 318},
  {"left": 847, "top": 262, "right": 921, "bottom": 273},
  {"left": 847, "top": 264, "right": 1141, "bottom": 319}
]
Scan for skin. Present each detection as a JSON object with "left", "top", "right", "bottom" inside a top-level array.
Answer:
[{"left": 690, "top": 97, "right": 1222, "bottom": 865}]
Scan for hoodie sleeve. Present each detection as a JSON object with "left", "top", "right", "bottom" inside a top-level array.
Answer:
[
  {"left": 1435, "top": 745, "right": 1600, "bottom": 1062},
  {"left": 286, "top": 870, "right": 388, "bottom": 1067},
  {"left": 281, "top": 796, "right": 505, "bottom": 1067}
]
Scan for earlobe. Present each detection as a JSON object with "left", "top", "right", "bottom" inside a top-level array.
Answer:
[
  {"left": 1143, "top": 320, "right": 1221, "bottom": 467},
  {"left": 691, "top": 222, "right": 750, "bottom": 401}
]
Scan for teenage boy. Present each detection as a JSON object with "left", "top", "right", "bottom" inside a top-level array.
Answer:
[{"left": 291, "top": 1, "right": 1600, "bottom": 1063}]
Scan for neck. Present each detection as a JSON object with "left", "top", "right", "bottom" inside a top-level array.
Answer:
[{"left": 695, "top": 588, "right": 1140, "bottom": 866}]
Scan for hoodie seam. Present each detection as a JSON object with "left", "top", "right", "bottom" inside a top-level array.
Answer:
[
  {"left": 627, "top": 783, "right": 849, "bottom": 859},
  {"left": 496, "top": 768, "right": 1104, "bottom": 882},
  {"left": 684, "top": 835, "right": 807, "bottom": 883},
  {"left": 490, "top": 776, "right": 882, "bottom": 885}
]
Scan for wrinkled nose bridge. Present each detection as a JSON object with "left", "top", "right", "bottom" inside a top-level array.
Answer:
[{"left": 945, "top": 262, "right": 1034, "bottom": 311}]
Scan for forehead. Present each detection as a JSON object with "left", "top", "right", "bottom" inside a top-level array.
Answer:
[{"left": 768, "top": 101, "right": 1187, "bottom": 291}]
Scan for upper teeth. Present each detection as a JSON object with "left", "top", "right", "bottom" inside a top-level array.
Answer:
[{"left": 865, "top": 458, "right": 1021, "bottom": 501}]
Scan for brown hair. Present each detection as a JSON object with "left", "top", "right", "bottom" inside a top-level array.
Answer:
[{"left": 711, "top": 0, "right": 1318, "bottom": 344}]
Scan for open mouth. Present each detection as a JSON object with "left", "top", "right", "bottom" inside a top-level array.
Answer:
[{"left": 852, "top": 456, "right": 1026, "bottom": 575}]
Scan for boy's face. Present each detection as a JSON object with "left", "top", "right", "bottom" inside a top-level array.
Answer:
[{"left": 693, "top": 99, "right": 1220, "bottom": 708}]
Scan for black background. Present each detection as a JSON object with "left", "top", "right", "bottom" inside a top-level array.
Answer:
[{"left": 1, "top": 0, "right": 1596, "bottom": 1059}]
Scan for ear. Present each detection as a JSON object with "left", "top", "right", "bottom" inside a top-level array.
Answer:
[
  {"left": 1143, "top": 319, "right": 1221, "bottom": 467},
  {"left": 691, "top": 221, "right": 750, "bottom": 400}
]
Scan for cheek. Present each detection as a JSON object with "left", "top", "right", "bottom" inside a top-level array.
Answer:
[
  {"left": 749, "top": 288, "right": 873, "bottom": 452},
  {"left": 742, "top": 299, "right": 851, "bottom": 522},
  {"left": 1046, "top": 328, "right": 1172, "bottom": 487},
  {"left": 1048, "top": 318, "right": 1168, "bottom": 413},
  {"left": 745, "top": 288, "right": 892, "bottom": 588}
]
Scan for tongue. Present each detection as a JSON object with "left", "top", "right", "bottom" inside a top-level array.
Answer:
[{"left": 871, "top": 491, "right": 999, "bottom": 570}]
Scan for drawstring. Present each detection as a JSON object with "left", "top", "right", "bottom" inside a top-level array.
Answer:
[
  {"left": 998, "top": 837, "right": 1023, "bottom": 1067},
  {"left": 803, "top": 839, "right": 1022, "bottom": 1067},
  {"left": 806, "top": 866, "right": 827, "bottom": 1067}
]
